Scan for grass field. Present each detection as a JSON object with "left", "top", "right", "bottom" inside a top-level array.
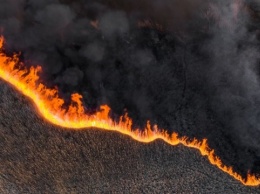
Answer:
[{"left": 0, "top": 82, "right": 259, "bottom": 193}]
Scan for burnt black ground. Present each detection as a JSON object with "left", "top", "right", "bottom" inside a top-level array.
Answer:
[{"left": 0, "top": 78, "right": 260, "bottom": 193}]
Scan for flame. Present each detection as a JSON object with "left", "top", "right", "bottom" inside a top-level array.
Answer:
[{"left": 0, "top": 36, "right": 259, "bottom": 186}]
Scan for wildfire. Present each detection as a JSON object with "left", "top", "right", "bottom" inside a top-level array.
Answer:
[{"left": 0, "top": 36, "right": 259, "bottom": 186}]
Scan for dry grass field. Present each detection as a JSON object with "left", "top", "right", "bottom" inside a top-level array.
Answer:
[{"left": 0, "top": 82, "right": 259, "bottom": 193}]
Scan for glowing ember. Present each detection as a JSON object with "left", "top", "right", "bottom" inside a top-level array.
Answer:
[{"left": 0, "top": 36, "right": 259, "bottom": 186}]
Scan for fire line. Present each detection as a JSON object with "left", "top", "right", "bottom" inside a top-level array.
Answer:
[{"left": 0, "top": 36, "right": 259, "bottom": 186}]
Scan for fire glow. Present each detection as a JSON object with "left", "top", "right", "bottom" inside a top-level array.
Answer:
[{"left": 0, "top": 36, "right": 259, "bottom": 186}]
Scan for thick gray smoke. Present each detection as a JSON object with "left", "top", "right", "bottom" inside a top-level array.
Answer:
[
  {"left": 0, "top": 0, "right": 259, "bottom": 174},
  {"left": 205, "top": 1, "right": 260, "bottom": 148}
]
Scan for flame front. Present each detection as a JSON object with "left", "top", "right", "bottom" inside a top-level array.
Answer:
[{"left": 0, "top": 36, "right": 259, "bottom": 186}]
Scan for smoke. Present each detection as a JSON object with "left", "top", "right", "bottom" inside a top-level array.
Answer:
[
  {"left": 0, "top": 0, "right": 259, "bottom": 174},
  {"left": 203, "top": 0, "right": 260, "bottom": 148},
  {"left": 99, "top": 11, "right": 129, "bottom": 38},
  {"left": 34, "top": 4, "right": 75, "bottom": 33}
]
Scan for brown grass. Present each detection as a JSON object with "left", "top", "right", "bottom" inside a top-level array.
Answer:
[{"left": 0, "top": 81, "right": 259, "bottom": 193}]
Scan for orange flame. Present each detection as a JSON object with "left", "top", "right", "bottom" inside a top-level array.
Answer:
[{"left": 0, "top": 36, "right": 259, "bottom": 186}]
